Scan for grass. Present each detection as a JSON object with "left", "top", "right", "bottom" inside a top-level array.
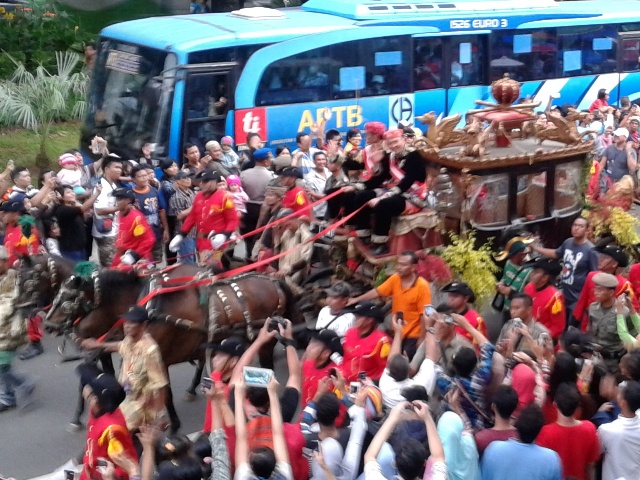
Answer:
[{"left": 0, "top": 121, "right": 81, "bottom": 169}]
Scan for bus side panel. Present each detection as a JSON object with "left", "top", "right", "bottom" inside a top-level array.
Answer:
[
  {"left": 446, "top": 86, "right": 490, "bottom": 118},
  {"left": 413, "top": 89, "right": 446, "bottom": 123},
  {"left": 616, "top": 73, "right": 640, "bottom": 104},
  {"left": 240, "top": 97, "right": 394, "bottom": 149},
  {"left": 170, "top": 79, "right": 187, "bottom": 161}
]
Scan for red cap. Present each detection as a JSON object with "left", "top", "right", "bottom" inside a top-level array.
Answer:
[
  {"left": 364, "top": 121, "right": 386, "bottom": 137},
  {"left": 383, "top": 129, "right": 404, "bottom": 140}
]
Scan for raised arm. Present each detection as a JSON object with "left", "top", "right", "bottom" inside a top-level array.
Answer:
[
  {"left": 414, "top": 401, "right": 445, "bottom": 463},
  {"left": 279, "top": 320, "right": 301, "bottom": 391},
  {"left": 364, "top": 402, "right": 407, "bottom": 464},
  {"left": 452, "top": 313, "right": 488, "bottom": 347},
  {"left": 267, "top": 377, "right": 290, "bottom": 466},
  {"left": 234, "top": 380, "right": 249, "bottom": 467},
  {"left": 230, "top": 319, "right": 277, "bottom": 383}
]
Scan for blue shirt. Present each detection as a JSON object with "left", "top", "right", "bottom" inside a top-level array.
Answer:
[
  {"left": 133, "top": 186, "right": 166, "bottom": 240},
  {"left": 481, "top": 440, "right": 562, "bottom": 480}
]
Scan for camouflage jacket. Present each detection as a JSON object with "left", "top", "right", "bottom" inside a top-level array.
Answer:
[{"left": 0, "top": 269, "right": 26, "bottom": 352}]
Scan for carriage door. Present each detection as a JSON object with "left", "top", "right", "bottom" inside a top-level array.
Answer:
[
  {"left": 618, "top": 29, "right": 640, "bottom": 104},
  {"left": 182, "top": 64, "right": 236, "bottom": 151}
]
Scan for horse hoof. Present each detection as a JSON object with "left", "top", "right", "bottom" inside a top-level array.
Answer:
[
  {"left": 67, "top": 422, "right": 84, "bottom": 433},
  {"left": 183, "top": 392, "right": 196, "bottom": 402}
]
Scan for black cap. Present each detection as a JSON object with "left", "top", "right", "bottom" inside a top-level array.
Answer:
[
  {"left": 111, "top": 188, "right": 135, "bottom": 201},
  {"left": 76, "top": 363, "right": 126, "bottom": 413},
  {"left": 326, "top": 281, "right": 351, "bottom": 298},
  {"left": 351, "top": 300, "right": 385, "bottom": 323},
  {"left": 0, "top": 200, "right": 26, "bottom": 213},
  {"left": 524, "top": 257, "right": 562, "bottom": 277},
  {"left": 595, "top": 244, "right": 628, "bottom": 268},
  {"left": 441, "top": 281, "right": 476, "bottom": 303},
  {"left": 121, "top": 305, "right": 149, "bottom": 323},
  {"left": 278, "top": 166, "right": 303, "bottom": 179},
  {"left": 311, "top": 329, "right": 343, "bottom": 356},
  {"left": 206, "top": 337, "right": 247, "bottom": 357},
  {"left": 174, "top": 170, "right": 194, "bottom": 180},
  {"left": 195, "top": 170, "right": 223, "bottom": 183}
]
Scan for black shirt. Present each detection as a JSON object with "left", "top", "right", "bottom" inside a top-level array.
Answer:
[{"left": 54, "top": 204, "right": 87, "bottom": 252}]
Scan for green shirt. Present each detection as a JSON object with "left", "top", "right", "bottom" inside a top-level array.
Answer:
[
  {"left": 500, "top": 261, "right": 532, "bottom": 309},
  {"left": 0, "top": 350, "right": 15, "bottom": 366}
]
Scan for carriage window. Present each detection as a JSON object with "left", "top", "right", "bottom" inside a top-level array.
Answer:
[
  {"left": 622, "top": 37, "right": 640, "bottom": 72},
  {"left": 555, "top": 161, "right": 582, "bottom": 214},
  {"left": 332, "top": 37, "right": 411, "bottom": 98},
  {"left": 519, "top": 171, "right": 547, "bottom": 220},
  {"left": 257, "top": 46, "right": 332, "bottom": 106},
  {"left": 468, "top": 174, "right": 509, "bottom": 226},
  {"left": 449, "top": 36, "right": 486, "bottom": 87},
  {"left": 557, "top": 26, "right": 617, "bottom": 76},
  {"left": 414, "top": 38, "right": 444, "bottom": 90},
  {"left": 490, "top": 29, "right": 557, "bottom": 82}
]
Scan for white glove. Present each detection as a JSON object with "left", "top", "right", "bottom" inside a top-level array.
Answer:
[
  {"left": 210, "top": 233, "right": 227, "bottom": 250},
  {"left": 229, "top": 232, "right": 239, "bottom": 243},
  {"left": 121, "top": 251, "right": 137, "bottom": 266},
  {"left": 169, "top": 234, "right": 184, "bottom": 252}
]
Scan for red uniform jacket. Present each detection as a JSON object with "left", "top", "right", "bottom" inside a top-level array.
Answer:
[
  {"left": 80, "top": 408, "right": 139, "bottom": 480},
  {"left": 111, "top": 208, "right": 155, "bottom": 267},
  {"left": 181, "top": 189, "right": 238, "bottom": 250},
  {"left": 524, "top": 282, "right": 566, "bottom": 340},
  {"left": 628, "top": 264, "right": 640, "bottom": 302},
  {"left": 341, "top": 327, "right": 391, "bottom": 382},
  {"left": 574, "top": 271, "right": 638, "bottom": 331},
  {"left": 455, "top": 308, "right": 487, "bottom": 346},
  {"left": 302, "top": 359, "right": 338, "bottom": 405},
  {"left": 282, "top": 186, "right": 311, "bottom": 216},
  {"left": 4, "top": 222, "right": 41, "bottom": 265}
]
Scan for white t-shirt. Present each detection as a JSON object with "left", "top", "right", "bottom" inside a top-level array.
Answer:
[
  {"left": 234, "top": 461, "right": 293, "bottom": 480},
  {"left": 315, "top": 306, "right": 355, "bottom": 339},
  {"left": 92, "top": 178, "right": 119, "bottom": 238},
  {"left": 311, "top": 437, "right": 344, "bottom": 480},
  {"left": 378, "top": 358, "right": 436, "bottom": 409},
  {"left": 598, "top": 414, "right": 640, "bottom": 480},
  {"left": 292, "top": 147, "right": 321, "bottom": 175}
]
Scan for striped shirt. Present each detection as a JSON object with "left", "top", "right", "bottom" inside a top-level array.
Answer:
[{"left": 169, "top": 188, "right": 196, "bottom": 238}]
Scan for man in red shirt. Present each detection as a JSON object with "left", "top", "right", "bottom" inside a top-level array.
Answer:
[
  {"left": 573, "top": 244, "right": 636, "bottom": 331},
  {"left": 169, "top": 170, "right": 238, "bottom": 265},
  {"left": 1, "top": 200, "right": 42, "bottom": 266},
  {"left": 341, "top": 301, "right": 391, "bottom": 382},
  {"left": 523, "top": 258, "right": 566, "bottom": 341},
  {"left": 77, "top": 363, "right": 139, "bottom": 480},
  {"left": 111, "top": 188, "right": 155, "bottom": 267},
  {"left": 536, "top": 382, "right": 600, "bottom": 480},
  {"left": 301, "top": 329, "right": 343, "bottom": 405},
  {"left": 278, "top": 167, "right": 311, "bottom": 216},
  {"left": 441, "top": 281, "right": 487, "bottom": 346}
]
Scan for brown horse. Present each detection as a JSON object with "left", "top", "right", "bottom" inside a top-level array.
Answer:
[
  {"left": 47, "top": 264, "right": 302, "bottom": 431},
  {"left": 16, "top": 254, "right": 77, "bottom": 313}
]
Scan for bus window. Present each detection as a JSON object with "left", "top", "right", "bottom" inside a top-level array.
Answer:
[
  {"left": 414, "top": 38, "right": 444, "bottom": 90},
  {"left": 332, "top": 37, "right": 411, "bottom": 98},
  {"left": 183, "top": 71, "right": 232, "bottom": 149},
  {"left": 555, "top": 161, "right": 582, "bottom": 214},
  {"left": 622, "top": 37, "right": 640, "bottom": 72},
  {"left": 490, "top": 29, "right": 557, "bottom": 82},
  {"left": 557, "top": 26, "right": 617, "bottom": 76},
  {"left": 449, "top": 36, "right": 485, "bottom": 87},
  {"left": 257, "top": 47, "right": 332, "bottom": 106}
]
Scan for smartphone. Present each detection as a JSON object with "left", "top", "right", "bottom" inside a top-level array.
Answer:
[
  {"left": 537, "top": 332, "right": 551, "bottom": 346},
  {"left": 424, "top": 305, "right": 435, "bottom": 316},
  {"left": 243, "top": 366, "right": 274, "bottom": 388},
  {"left": 64, "top": 471, "right": 75, "bottom": 480},
  {"left": 396, "top": 311, "right": 406, "bottom": 325},
  {"left": 358, "top": 371, "right": 367, "bottom": 381},
  {"left": 444, "top": 315, "right": 454, "bottom": 325},
  {"left": 328, "top": 367, "right": 337, "bottom": 378},
  {"left": 211, "top": 371, "right": 222, "bottom": 383},
  {"left": 349, "top": 382, "right": 361, "bottom": 395},
  {"left": 512, "top": 318, "right": 524, "bottom": 329},
  {"left": 96, "top": 459, "right": 108, "bottom": 468},
  {"left": 201, "top": 377, "right": 212, "bottom": 390}
]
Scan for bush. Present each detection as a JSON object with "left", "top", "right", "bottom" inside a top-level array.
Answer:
[{"left": 0, "top": 0, "right": 93, "bottom": 79}]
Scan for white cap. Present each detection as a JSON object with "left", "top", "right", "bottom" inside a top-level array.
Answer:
[
  {"left": 372, "top": 75, "right": 384, "bottom": 84},
  {"left": 613, "top": 127, "right": 629, "bottom": 137},
  {"left": 629, "top": 116, "right": 640, "bottom": 123}
]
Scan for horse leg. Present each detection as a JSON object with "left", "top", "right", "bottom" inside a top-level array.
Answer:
[
  {"left": 258, "top": 338, "right": 277, "bottom": 370},
  {"left": 164, "top": 372, "right": 181, "bottom": 433},
  {"left": 184, "top": 360, "right": 204, "bottom": 402}
]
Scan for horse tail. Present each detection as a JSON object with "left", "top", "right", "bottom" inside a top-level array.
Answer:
[{"left": 275, "top": 278, "right": 303, "bottom": 327}]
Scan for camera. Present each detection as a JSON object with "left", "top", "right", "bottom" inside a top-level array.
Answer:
[
  {"left": 424, "top": 304, "right": 435, "bottom": 316},
  {"left": 268, "top": 316, "right": 286, "bottom": 332},
  {"left": 358, "top": 371, "right": 367, "bottom": 381},
  {"left": 444, "top": 315, "right": 454, "bottom": 325},
  {"left": 349, "top": 382, "right": 361, "bottom": 395}
]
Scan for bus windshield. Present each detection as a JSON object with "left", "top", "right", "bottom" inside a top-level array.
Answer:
[{"left": 82, "top": 39, "right": 176, "bottom": 160}]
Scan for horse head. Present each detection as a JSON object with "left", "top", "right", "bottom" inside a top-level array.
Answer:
[{"left": 43, "top": 274, "right": 93, "bottom": 334}]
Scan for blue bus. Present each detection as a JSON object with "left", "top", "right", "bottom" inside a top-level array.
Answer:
[{"left": 82, "top": 0, "right": 640, "bottom": 161}]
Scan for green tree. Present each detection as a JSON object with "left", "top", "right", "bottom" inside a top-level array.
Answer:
[{"left": 0, "top": 51, "right": 88, "bottom": 169}]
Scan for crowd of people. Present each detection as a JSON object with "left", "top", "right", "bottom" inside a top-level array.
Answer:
[{"left": 3, "top": 88, "right": 640, "bottom": 480}]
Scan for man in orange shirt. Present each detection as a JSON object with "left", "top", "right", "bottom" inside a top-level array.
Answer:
[
  {"left": 348, "top": 250, "right": 430, "bottom": 359},
  {"left": 441, "top": 281, "right": 487, "bottom": 346}
]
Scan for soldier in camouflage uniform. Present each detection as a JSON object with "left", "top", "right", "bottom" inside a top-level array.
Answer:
[{"left": 0, "top": 246, "right": 35, "bottom": 412}]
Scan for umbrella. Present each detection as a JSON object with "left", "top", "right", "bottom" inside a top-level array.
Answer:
[{"left": 490, "top": 56, "right": 525, "bottom": 67}]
